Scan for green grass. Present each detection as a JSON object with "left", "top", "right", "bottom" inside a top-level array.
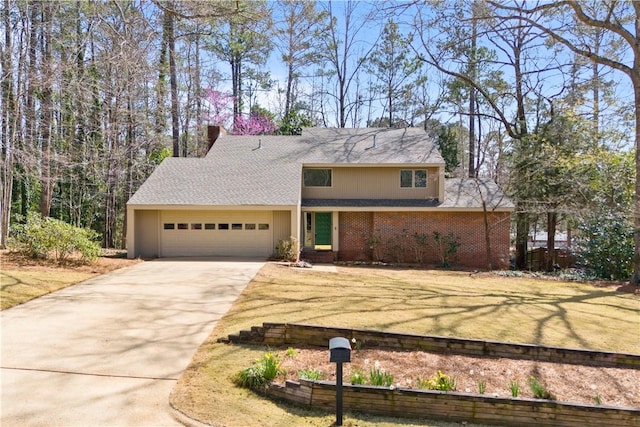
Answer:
[{"left": 171, "top": 264, "right": 639, "bottom": 426}]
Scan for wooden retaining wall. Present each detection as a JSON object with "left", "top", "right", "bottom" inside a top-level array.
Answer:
[
  {"left": 220, "top": 322, "right": 640, "bottom": 369},
  {"left": 268, "top": 380, "right": 640, "bottom": 427},
  {"left": 221, "top": 324, "right": 640, "bottom": 426}
]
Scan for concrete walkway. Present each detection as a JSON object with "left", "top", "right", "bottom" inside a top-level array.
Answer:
[{"left": 1, "top": 258, "right": 265, "bottom": 427}]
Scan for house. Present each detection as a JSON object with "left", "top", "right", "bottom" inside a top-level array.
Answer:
[
  {"left": 529, "top": 231, "right": 569, "bottom": 249},
  {"left": 126, "top": 127, "right": 514, "bottom": 268}
]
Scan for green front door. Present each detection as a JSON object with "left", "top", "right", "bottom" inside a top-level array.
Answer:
[{"left": 314, "top": 212, "right": 332, "bottom": 249}]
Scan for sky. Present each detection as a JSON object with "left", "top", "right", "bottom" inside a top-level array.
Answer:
[{"left": 205, "top": 0, "right": 633, "bottom": 147}]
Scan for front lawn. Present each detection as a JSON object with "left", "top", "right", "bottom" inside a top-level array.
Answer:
[
  {"left": 171, "top": 264, "right": 639, "bottom": 426},
  {"left": 0, "top": 250, "right": 140, "bottom": 310}
]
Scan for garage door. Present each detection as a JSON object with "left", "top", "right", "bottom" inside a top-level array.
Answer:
[{"left": 159, "top": 210, "right": 273, "bottom": 257}]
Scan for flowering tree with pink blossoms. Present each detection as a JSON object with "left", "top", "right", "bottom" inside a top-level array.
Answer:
[
  {"left": 205, "top": 88, "right": 276, "bottom": 135},
  {"left": 205, "top": 88, "right": 234, "bottom": 128},
  {"left": 233, "top": 111, "right": 277, "bottom": 135}
]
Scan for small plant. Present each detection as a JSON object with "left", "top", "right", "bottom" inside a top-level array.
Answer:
[
  {"left": 384, "top": 235, "right": 404, "bottom": 263},
  {"left": 368, "top": 231, "right": 383, "bottom": 261},
  {"left": 594, "top": 394, "right": 602, "bottom": 405},
  {"left": 285, "top": 347, "right": 297, "bottom": 358},
  {"left": 351, "top": 337, "right": 362, "bottom": 350},
  {"left": 369, "top": 363, "right": 394, "bottom": 387},
  {"left": 413, "top": 232, "right": 429, "bottom": 264},
  {"left": 433, "top": 231, "right": 460, "bottom": 268},
  {"left": 368, "top": 362, "right": 394, "bottom": 387},
  {"left": 273, "top": 237, "right": 299, "bottom": 261},
  {"left": 418, "top": 370, "right": 456, "bottom": 391},
  {"left": 350, "top": 368, "right": 366, "bottom": 385},
  {"left": 298, "top": 369, "right": 323, "bottom": 381},
  {"left": 477, "top": 380, "right": 486, "bottom": 394},
  {"left": 528, "top": 376, "right": 554, "bottom": 400},
  {"left": 234, "top": 352, "right": 282, "bottom": 392},
  {"left": 509, "top": 380, "right": 520, "bottom": 397}
]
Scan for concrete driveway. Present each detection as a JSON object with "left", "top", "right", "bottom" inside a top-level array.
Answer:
[{"left": 1, "top": 258, "right": 265, "bottom": 427}]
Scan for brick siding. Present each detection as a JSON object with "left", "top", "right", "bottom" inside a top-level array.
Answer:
[
  {"left": 339, "top": 211, "right": 511, "bottom": 269},
  {"left": 338, "top": 212, "right": 373, "bottom": 261}
]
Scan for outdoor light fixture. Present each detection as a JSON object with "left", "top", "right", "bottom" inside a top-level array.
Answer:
[{"left": 329, "top": 337, "right": 351, "bottom": 426}]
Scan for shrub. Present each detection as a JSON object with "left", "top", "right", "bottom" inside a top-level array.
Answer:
[
  {"left": 384, "top": 235, "right": 404, "bottom": 263},
  {"left": 418, "top": 370, "right": 456, "bottom": 392},
  {"left": 11, "top": 212, "right": 100, "bottom": 262},
  {"left": 433, "top": 231, "right": 460, "bottom": 268},
  {"left": 574, "top": 209, "right": 633, "bottom": 280},
  {"left": 413, "top": 232, "right": 429, "bottom": 264},
  {"left": 274, "top": 237, "right": 299, "bottom": 261},
  {"left": 234, "top": 352, "right": 282, "bottom": 393},
  {"left": 477, "top": 380, "right": 486, "bottom": 394},
  {"left": 368, "top": 231, "right": 383, "bottom": 262}
]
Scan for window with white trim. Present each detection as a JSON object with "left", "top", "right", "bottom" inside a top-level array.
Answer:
[{"left": 400, "top": 169, "right": 427, "bottom": 188}]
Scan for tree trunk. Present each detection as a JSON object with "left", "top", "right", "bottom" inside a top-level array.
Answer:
[
  {"left": 515, "top": 204, "right": 528, "bottom": 269},
  {"left": 285, "top": 62, "right": 294, "bottom": 119},
  {"left": 39, "top": 1, "right": 54, "bottom": 217},
  {"left": 468, "top": 9, "right": 477, "bottom": 178},
  {"left": 482, "top": 200, "right": 493, "bottom": 270},
  {"left": 0, "top": 0, "right": 15, "bottom": 247},
  {"left": 631, "top": 72, "right": 640, "bottom": 284},
  {"left": 166, "top": 9, "right": 179, "bottom": 157},
  {"left": 545, "top": 211, "right": 557, "bottom": 272}
]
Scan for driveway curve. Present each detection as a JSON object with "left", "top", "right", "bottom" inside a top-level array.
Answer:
[{"left": 1, "top": 258, "right": 264, "bottom": 427}]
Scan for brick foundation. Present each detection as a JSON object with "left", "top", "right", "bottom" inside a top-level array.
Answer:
[
  {"left": 338, "top": 211, "right": 510, "bottom": 269},
  {"left": 301, "top": 250, "right": 336, "bottom": 263}
]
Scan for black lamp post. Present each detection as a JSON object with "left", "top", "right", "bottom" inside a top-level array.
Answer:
[{"left": 329, "top": 337, "right": 351, "bottom": 426}]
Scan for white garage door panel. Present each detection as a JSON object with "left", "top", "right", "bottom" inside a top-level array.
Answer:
[{"left": 160, "top": 211, "right": 272, "bottom": 257}]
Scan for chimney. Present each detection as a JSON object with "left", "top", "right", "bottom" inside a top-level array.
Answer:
[
  {"left": 205, "top": 125, "right": 225, "bottom": 155},
  {"left": 372, "top": 134, "right": 377, "bottom": 148}
]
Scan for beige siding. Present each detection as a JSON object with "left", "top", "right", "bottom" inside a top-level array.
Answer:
[
  {"left": 272, "top": 210, "right": 291, "bottom": 248},
  {"left": 302, "top": 167, "right": 439, "bottom": 199},
  {"left": 159, "top": 210, "right": 272, "bottom": 257},
  {"left": 135, "top": 210, "right": 159, "bottom": 258}
]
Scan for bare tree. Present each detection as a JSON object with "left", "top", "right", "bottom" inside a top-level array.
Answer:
[
  {"left": 273, "top": 1, "right": 328, "bottom": 120},
  {"left": 488, "top": 0, "right": 640, "bottom": 281},
  {"left": 0, "top": 0, "right": 15, "bottom": 247},
  {"left": 319, "top": 0, "right": 377, "bottom": 128},
  {"left": 412, "top": 1, "right": 561, "bottom": 269}
]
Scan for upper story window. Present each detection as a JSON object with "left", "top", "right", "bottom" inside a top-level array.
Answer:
[
  {"left": 400, "top": 169, "right": 427, "bottom": 188},
  {"left": 303, "top": 168, "right": 332, "bottom": 187}
]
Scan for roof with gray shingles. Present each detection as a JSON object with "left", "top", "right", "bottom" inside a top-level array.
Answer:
[
  {"left": 127, "top": 128, "right": 513, "bottom": 210},
  {"left": 442, "top": 178, "right": 515, "bottom": 210}
]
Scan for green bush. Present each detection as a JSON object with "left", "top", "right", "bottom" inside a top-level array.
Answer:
[
  {"left": 234, "top": 352, "right": 282, "bottom": 393},
  {"left": 575, "top": 209, "right": 633, "bottom": 280},
  {"left": 11, "top": 212, "right": 100, "bottom": 263}
]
